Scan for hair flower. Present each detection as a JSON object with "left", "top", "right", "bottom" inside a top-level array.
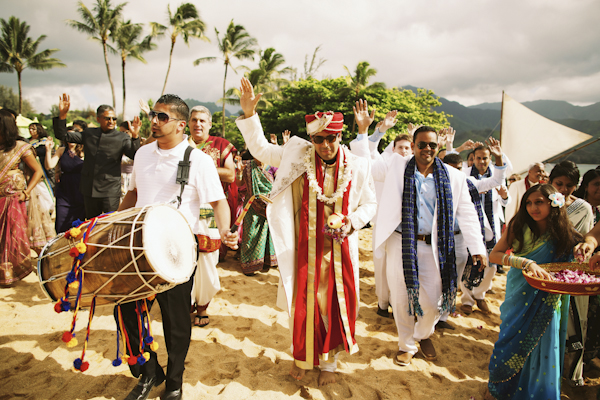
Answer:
[{"left": 548, "top": 192, "right": 565, "bottom": 208}]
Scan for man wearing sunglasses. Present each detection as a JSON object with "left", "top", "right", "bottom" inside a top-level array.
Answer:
[
  {"left": 352, "top": 105, "right": 487, "bottom": 367},
  {"left": 236, "top": 77, "right": 376, "bottom": 386},
  {"left": 118, "top": 94, "right": 238, "bottom": 400},
  {"left": 53, "top": 94, "right": 141, "bottom": 220}
]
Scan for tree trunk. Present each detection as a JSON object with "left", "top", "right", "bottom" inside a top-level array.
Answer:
[
  {"left": 17, "top": 70, "right": 22, "bottom": 115},
  {"left": 222, "top": 63, "right": 228, "bottom": 137},
  {"left": 103, "top": 40, "right": 116, "bottom": 108},
  {"left": 122, "top": 56, "right": 126, "bottom": 119},
  {"left": 161, "top": 40, "right": 175, "bottom": 96}
]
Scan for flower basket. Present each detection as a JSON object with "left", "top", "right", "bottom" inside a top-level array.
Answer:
[{"left": 523, "top": 262, "right": 600, "bottom": 295}]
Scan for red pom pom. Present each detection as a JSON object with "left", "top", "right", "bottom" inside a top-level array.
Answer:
[
  {"left": 62, "top": 332, "right": 73, "bottom": 343},
  {"left": 69, "top": 248, "right": 80, "bottom": 258},
  {"left": 64, "top": 231, "right": 71, "bottom": 239},
  {"left": 79, "top": 361, "right": 89, "bottom": 372},
  {"left": 54, "top": 303, "right": 63, "bottom": 313},
  {"left": 127, "top": 356, "right": 137, "bottom": 366}
]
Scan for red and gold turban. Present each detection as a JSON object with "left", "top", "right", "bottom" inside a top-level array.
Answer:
[{"left": 305, "top": 111, "right": 344, "bottom": 136}]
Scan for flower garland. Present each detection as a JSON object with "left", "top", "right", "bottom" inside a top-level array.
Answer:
[{"left": 303, "top": 145, "right": 352, "bottom": 205}]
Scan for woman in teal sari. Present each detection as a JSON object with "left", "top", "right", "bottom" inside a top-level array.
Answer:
[{"left": 486, "top": 184, "right": 582, "bottom": 399}]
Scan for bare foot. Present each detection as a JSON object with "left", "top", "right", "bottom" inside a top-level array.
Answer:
[
  {"left": 483, "top": 387, "right": 495, "bottom": 400},
  {"left": 289, "top": 362, "right": 306, "bottom": 380},
  {"left": 318, "top": 370, "right": 336, "bottom": 386}
]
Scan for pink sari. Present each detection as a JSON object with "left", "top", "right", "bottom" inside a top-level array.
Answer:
[{"left": 0, "top": 141, "right": 34, "bottom": 286}]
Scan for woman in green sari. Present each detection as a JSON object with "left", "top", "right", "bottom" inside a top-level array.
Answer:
[
  {"left": 485, "top": 184, "right": 582, "bottom": 399},
  {"left": 235, "top": 151, "right": 278, "bottom": 275}
]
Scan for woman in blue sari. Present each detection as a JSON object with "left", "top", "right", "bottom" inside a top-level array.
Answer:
[{"left": 485, "top": 184, "right": 582, "bottom": 399}]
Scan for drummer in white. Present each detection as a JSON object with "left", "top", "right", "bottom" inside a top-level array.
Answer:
[{"left": 117, "top": 94, "right": 238, "bottom": 400}]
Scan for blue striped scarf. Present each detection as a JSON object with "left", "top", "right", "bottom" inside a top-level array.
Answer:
[
  {"left": 402, "top": 157, "right": 456, "bottom": 316},
  {"left": 462, "top": 179, "right": 487, "bottom": 290},
  {"left": 470, "top": 166, "right": 496, "bottom": 250}
]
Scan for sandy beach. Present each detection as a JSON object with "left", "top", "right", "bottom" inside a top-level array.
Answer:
[{"left": 0, "top": 228, "right": 597, "bottom": 400}]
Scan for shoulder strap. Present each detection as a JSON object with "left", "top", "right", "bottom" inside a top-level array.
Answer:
[{"left": 176, "top": 146, "right": 194, "bottom": 208}]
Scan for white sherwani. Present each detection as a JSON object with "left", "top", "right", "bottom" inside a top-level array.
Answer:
[
  {"left": 352, "top": 137, "right": 486, "bottom": 354},
  {"left": 236, "top": 115, "right": 377, "bottom": 319}
]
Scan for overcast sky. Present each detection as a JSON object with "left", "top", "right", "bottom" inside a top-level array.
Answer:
[{"left": 2, "top": 0, "right": 599, "bottom": 118}]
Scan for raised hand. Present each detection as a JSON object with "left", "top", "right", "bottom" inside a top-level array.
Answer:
[
  {"left": 282, "top": 130, "right": 291, "bottom": 144},
  {"left": 445, "top": 127, "right": 456, "bottom": 148},
  {"left": 129, "top": 116, "right": 141, "bottom": 139},
  {"left": 353, "top": 99, "right": 375, "bottom": 135},
  {"left": 379, "top": 110, "right": 398, "bottom": 133},
  {"left": 239, "top": 77, "right": 262, "bottom": 119},
  {"left": 486, "top": 137, "right": 503, "bottom": 159},
  {"left": 270, "top": 133, "right": 278, "bottom": 145},
  {"left": 58, "top": 93, "right": 70, "bottom": 119},
  {"left": 496, "top": 185, "right": 508, "bottom": 200},
  {"left": 138, "top": 99, "right": 150, "bottom": 116},
  {"left": 44, "top": 138, "right": 54, "bottom": 151},
  {"left": 407, "top": 123, "right": 422, "bottom": 136}
]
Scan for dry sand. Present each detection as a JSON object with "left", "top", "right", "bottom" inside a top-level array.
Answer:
[{"left": 1, "top": 228, "right": 598, "bottom": 399}]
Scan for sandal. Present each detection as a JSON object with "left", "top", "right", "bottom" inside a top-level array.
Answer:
[{"left": 193, "top": 315, "right": 209, "bottom": 327}]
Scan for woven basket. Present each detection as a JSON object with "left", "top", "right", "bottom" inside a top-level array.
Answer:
[{"left": 523, "top": 262, "right": 600, "bottom": 295}]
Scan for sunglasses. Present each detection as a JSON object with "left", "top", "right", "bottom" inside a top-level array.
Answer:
[
  {"left": 416, "top": 141, "right": 438, "bottom": 150},
  {"left": 149, "top": 110, "right": 182, "bottom": 123},
  {"left": 312, "top": 134, "right": 338, "bottom": 144},
  {"left": 103, "top": 116, "right": 118, "bottom": 122}
]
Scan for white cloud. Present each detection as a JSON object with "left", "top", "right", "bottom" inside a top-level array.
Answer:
[{"left": 0, "top": 0, "right": 598, "bottom": 116}]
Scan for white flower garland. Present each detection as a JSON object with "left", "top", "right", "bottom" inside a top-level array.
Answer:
[{"left": 303, "top": 145, "right": 352, "bottom": 205}]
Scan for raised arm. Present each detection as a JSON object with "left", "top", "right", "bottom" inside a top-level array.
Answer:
[
  {"left": 235, "top": 78, "right": 284, "bottom": 167},
  {"left": 53, "top": 93, "right": 83, "bottom": 144},
  {"left": 45, "top": 140, "right": 64, "bottom": 169},
  {"left": 122, "top": 116, "right": 141, "bottom": 159}
]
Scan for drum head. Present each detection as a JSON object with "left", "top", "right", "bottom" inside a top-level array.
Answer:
[{"left": 142, "top": 205, "right": 196, "bottom": 284}]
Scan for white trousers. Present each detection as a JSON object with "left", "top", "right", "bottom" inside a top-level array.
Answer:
[
  {"left": 190, "top": 250, "right": 221, "bottom": 306},
  {"left": 460, "top": 250, "right": 495, "bottom": 307},
  {"left": 374, "top": 249, "right": 390, "bottom": 309},
  {"left": 440, "top": 233, "right": 468, "bottom": 322},
  {"left": 387, "top": 232, "right": 441, "bottom": 355}
]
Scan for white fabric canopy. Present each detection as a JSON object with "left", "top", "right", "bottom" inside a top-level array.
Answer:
[{"left": 500, "top": 92, "right": 592, "bottom": 174}]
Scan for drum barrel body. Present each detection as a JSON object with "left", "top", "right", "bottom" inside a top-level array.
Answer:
[{"left": 38, "top": 206, "right": 196, "bottom": 307}]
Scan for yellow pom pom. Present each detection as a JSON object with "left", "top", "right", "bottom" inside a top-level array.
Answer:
[
  {"left": 69, "top": 227, "right": 82, "bottom": 238},
  {"left": 143, "top": 352, "right": 150, "bottom": 361},
  {"left": 66, "top": 338, "right": 78, "bottom": 348},
  {"left": 68, "top": 281, "right": 79, "bottom": 290},
  {"left": 121, "top": 355, "right": 129, "bottom": 363},
  {"left": 150, "top": 342, "right": 159, "bottom": 351},
  {"left": 75, "top": 242, "right": 87, "bottom": 253}
]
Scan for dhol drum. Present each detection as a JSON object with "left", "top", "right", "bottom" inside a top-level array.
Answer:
[{"left": 38, "top": 204, "right": 197, "bottom": 307}]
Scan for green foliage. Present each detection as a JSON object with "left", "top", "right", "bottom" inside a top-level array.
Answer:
[
  {"left": 210, "top": 111, "right": 245, "bottom": 151},
  {"left": 260, "top": 77, "right": 449, "bottom": 146},
  {"left": 0, "top": 16, "right": 65, "bottom": 113},
  {"left": 0, "top": 85, "right": 34, "bottom": 115}
]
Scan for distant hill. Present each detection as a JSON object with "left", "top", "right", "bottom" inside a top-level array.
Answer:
[
  {"left": 469, "top": 99, "right": 600, "bottom": 121},
  {"left": 399, "top": 85, "right": 600, "bottom": 164}
]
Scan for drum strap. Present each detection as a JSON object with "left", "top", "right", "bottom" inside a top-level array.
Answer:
[{"left": 176, "top": 146, "right": 194, "bottom": 209}]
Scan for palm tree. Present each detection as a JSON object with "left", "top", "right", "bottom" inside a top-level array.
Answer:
[
  {"left": 67, "top": 0, "right": 126, "bottom": 108},
  {"left": 338, "top": 61, "right": 386, "bottom": 132},
  {"left": 150, "top": 3, "right": 208, "bottom": 96},
  {"left": 0, "top": 16, "right": 65, "bottom": 114},
  {"left": 222, "top": 47, "right": 291, "bottom": 110},
  {"left": 194, "top": 20, "right": 256, "bottom": 136},
  {"left": 112, "top": 20, "right": 154, "bottom": 118}
]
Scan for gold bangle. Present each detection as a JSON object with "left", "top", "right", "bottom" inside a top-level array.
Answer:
[{"left": 23, "top": 191, "right": 30, "bottom": 200}]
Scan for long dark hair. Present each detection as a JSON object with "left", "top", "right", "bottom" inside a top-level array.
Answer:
[
  {"left": 0, "top": 109, "right": 20, "bottom": 151},
  {"left": 29, "top": 122, "right": 48, "bottom": 139},
  {"left": 573, "top": 168, "right": 600, "bottom": 200},
  {"left": 508, "top": 183, "right": 581, "bottom": 256}
]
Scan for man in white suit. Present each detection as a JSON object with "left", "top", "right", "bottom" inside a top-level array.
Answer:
[
  {"left": 235, "top": 78, "right": 377, "bottom": 386},
  {"left": 460, "top": 144, "right": 511, "bottom": 314},
  {"left": 352, "top": 105, "right": 487, "bottom": 367}
]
